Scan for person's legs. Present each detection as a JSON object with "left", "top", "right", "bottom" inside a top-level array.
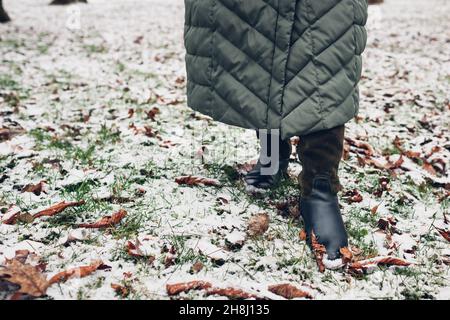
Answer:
[
  {"left": 244, "top": 130, "right": 291, "bottom": 191},
  {"left": 298, "top": 125, "right": 348, "bottom": 260}
]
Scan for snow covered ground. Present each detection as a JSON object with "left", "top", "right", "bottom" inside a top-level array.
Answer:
[{"left": 0, "top": 0, "right": 449, "bottom": 300}]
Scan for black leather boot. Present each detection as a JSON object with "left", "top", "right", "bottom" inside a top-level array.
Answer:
[
  {"left": 300, "top": 174, "right": 348, "bottom": 260},
  {"left": 244, "top": 130, "right": 291, "bottom": 192},
  {"left": 298, "top": 125, "right": 348, "bottom": 260}
]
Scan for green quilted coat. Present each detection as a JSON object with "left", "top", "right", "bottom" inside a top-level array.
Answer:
[{"left": 184, "top": 0, "right": 368, "bottom": 139}]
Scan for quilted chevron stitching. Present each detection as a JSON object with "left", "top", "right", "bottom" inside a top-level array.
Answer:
[
  {"left": 286, "top": 23, "right": 354, "bottom": 86},
  {"left": 283, "top": 56, "right": 356, "bottom": 121},
  {"left": 214, "top": 29, "right": 272, "bottom": 77},
  {"left": 215, "top": 62, "right": 268, "bottom": 105},
  {"left": 216, "top": 0, "right": 283, "bottom": 52}
]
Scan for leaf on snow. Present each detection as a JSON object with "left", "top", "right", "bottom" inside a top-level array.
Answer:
[
  {"left": 205, "top": 287, "right": 261, "bottom": 300},
  {"left": 435, "top": 227, "right": 450, "bottom": 242},
  {"left": 33, "top": 200, "right": 85, "bottom": 219},
  {"left": 340, "top": 247, "right": 354, "bottom": 264},
  {"left": 166, "top": 280, "right": 212, "bottom": 296},
  {"left": 1, "top": 205, "right": 21, "bottom": 225},
  {"left": 349, "top": 256, "right": 411, "bottom": 272},
  {"left": 311, "top": 232, "right": 326, "bottom": 273},
  {"left": 175, "top": 175, "right": 220, "bottom": 187},
  {"left": 21, "top": 181, "right": 46, "bottom": 196},
  {"left": 247, "top": 213, "right": 270, "bottom": 237},
  {"left": 268, "top": 284, "right": 312, "bottom": 299},
  {"left": 78, "top": 209, "right": 127, "bottom": 229},
  {"left": 48, "top": 260, "right": 106, "bottom": 285},
  {"left": 0, "top": 259, "right": 49, "bottom": 297},
  {"left": 299, "top": 229, "right": 307, "bottom": 241},
  {"left": 111, "top": 283, "right": 129, "bottom": 297},
  {"left": 126, "top": 240, "right": 144, "bottom": 257}
]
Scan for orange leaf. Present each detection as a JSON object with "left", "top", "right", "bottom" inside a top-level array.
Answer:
[
  {"left": 33, "top": 200, "right": 85, "bottom": 219},
  {"left": 349, "top": 256, "right": 411, "bottom": 272},
  {"left": 299, "top": 229, "right": 307, "bottom": 241},
  {"left": 340, "top": 247, "right": 354, "bottom": 264},
  {"left": 311, "top": 232, "right": 326, "bottom": 273},
  {"left": 423, "top": 162, "right": 437, "bottom": 176},
  {"left": 371, "top": 205, "right": 379, "bottom": 215},
  {"left": 48, "top": 260, "right": 105, "bottom": 285},
  {"left": 175, "top": 175, "right": 220, "bottom": 187},
  {"left": 268, "top": 284, "right": 312, "bottom": 299},
  {"left": 166, "top": 280, "right": 212, "bottom": 296},
  {"left": 78, "top": 209, "right": 127, "bottom": 229}
]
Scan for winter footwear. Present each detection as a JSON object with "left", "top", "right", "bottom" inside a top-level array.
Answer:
[
  {"left": 298, "top": 125, "right": 348, "bottom": 260},
  {"left": 300, "top": 174, "right": 348, "bottom": 260},
  {"left": 244, "top": 130, "right": 291, "bottom": 192},
  {"left": 298, "top": 125, "right": 345, "bottom": 196}
]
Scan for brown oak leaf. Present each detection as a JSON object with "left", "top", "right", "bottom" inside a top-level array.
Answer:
[
  {"left": 166, "top": 280, "right": 212, "bottom": 296},
  {"left": 48, "top": 260, "right": 105, "bottom": 285},
  {"left": 78, "top": 209, "right": 127, "bottom": 229},
  {"left": 340, "top": 247, "right": 354, "bottom": 264},
  {"left": 21, "top": 181, "right": 46, "bottom": 196},
  {"left": 311, "top": 232, "right": 326, "bottom": 273},
  {"left": 268, "top": 284, "right": 312, "bottom": 299},
  {"left": 247, "top": 213, "right": 270, "bottom": 237},
  {"left": 33, "top": 200, "right": 85, "bottom": 219},
  {"left": 0, "top": 259, "right": 49, "bottom": 297},
  {"left": 349, "top": 256, "right": 411, "bottom": 272},
  {"left": 175, "top": 175, "right": 220, "bottom": 187},
  {"left": 205, "top": 287, "right": 261, "bottom": 300}
]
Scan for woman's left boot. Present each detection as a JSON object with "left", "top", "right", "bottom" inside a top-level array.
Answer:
[
  {"left": 298, "top": 125, "right": 348, "bottom": 260},
  {"left": 244, "top": 130, "right": 291, "bottom": 192}
]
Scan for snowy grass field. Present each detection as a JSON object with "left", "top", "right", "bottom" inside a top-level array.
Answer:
[{"left": 0, "top": 0, "right": 449, "bottom": 300}]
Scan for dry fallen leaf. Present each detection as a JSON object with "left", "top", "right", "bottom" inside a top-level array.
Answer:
[
  {"left": 435, "top": 227, "right": 450, "bottom": 242},
  {"left": 299, "top": 229, "right": 307, "bottom": 241},
  {"left": 1, "top": 205, "right": 21, "bottom": 225},
  {"left": 175, "top": 175, "right": 220, "bottom": 187},
  {"left": 247, "top": 213, "right": 270, "bottom": 237},
  {"left": 268, "top": 284, "right": 312, "bottom": 299},
  {"left": 191, "top": 261, "right": 204, "bottom": 274},
  {"left": 0, "top": 126, "right": 26, "bottom": 142},
  {"left": 21, "top": 181, "right": 46, "bottom": 196},
  {"left": 340, "top": 247, "right": 354, "bottom": 264},
  {"left": 111, "top": 283, "right": 129, "bottom": 297},
  {"left": 345, "top": 137, "right": 375, "bottom": 156},
  {"left": 33, "top": 200, "right": 85, "bottom": 219},
  {"left": 126, "top": 240, "right": 144, "bottom": 258},
  {"left": 205, "top": 287, "right": 260, "bottom": 300},
  {"left": 78, "top": 209, "right": 127, "bottom": 229},
  {"left": 349, "top": 256, "right": 411, "bottom": 273},
  {"left": 343, "top": 189, "right": 363, "bottom": 203},
  {"left": 311, "top": 232, "right": 326, "bottom": 273},
  {"left": 146, "top": 107, "right": 160, "bottom": 121},
  {"left": 48, "top": 260, "right": 106, "bottom": 285},
  {"left": 166, "top": 280, "right": 212, "bottom": 296},
  {"left": 0, "top": 259, "right": 49, "bottom": 297}
]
